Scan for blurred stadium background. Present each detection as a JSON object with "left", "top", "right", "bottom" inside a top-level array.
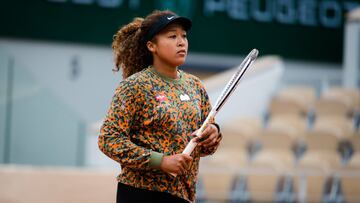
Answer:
[{"left": 0, "top": 0, "right": 359, "bottom": 203}]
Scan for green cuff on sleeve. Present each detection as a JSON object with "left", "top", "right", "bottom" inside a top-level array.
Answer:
[{"left": 149, "top": 151, "right": 164, "bottom": 169}]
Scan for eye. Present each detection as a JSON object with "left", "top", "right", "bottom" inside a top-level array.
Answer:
[
  {"left": 168, "top": 35, "right": 176, "bottom": 39},
  {"left": 182, "top": 34, "right": 187, "bottom": 38}
]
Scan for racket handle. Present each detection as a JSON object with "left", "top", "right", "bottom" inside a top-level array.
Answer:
[
  {"left": 170, "top": 112, "right": 215, "bottom": 177},
  {"left": 183, "top": 139, "right": 198, "bottom": 156},
  {"left": 169, "top": 140, "right": 198, "bottom": 177}
]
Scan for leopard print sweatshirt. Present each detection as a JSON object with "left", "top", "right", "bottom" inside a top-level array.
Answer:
[{"left": 98, "top": 67, "right": 220, "bottom": 202}]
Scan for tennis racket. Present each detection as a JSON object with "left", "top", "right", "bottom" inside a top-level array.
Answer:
[
  {"left": 170, "top": 49, "right": 258, "bottom": 177},
  {"left": 182, "top": 48, "right": 259, "bottom": 156}
]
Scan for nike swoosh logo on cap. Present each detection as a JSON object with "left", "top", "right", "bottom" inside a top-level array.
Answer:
[{"left": 167, "top": 16, "right": 175, "bottom": 20}]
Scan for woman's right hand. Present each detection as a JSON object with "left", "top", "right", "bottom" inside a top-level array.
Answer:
[{"left": 160, "top": 154, "right": 193, "bottom": 175}]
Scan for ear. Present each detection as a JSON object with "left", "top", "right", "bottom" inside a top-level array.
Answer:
[{"left": 146, "top": 41, "right": 156, "bottom": 53}]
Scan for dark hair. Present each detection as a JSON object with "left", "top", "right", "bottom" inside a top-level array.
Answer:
[{"left": 112, "top": 10, "right": 177, "bottom": 79}]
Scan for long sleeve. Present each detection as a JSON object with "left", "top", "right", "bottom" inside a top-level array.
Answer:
[{"left": 98, "top": 82, "right": 153, "bottom": 169}]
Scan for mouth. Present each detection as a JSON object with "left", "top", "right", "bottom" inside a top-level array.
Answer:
[{"left": 177, "top": 50, "right": 187, "bottom": 55}]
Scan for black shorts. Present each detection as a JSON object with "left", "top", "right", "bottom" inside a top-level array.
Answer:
[{"left": 116, "top": 182, "right": 188, "bottom": 203}]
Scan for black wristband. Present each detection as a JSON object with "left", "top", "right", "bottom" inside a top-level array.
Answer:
[{"left": 212, "top": 123, "right": 221, "bottom": 134}]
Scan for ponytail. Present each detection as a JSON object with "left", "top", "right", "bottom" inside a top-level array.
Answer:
[
  {"left": 112, "top": 10, "right": 177, "bottom": 79},
  {"left": 112, "top": 17, "right": 151, "bottom": 79}
]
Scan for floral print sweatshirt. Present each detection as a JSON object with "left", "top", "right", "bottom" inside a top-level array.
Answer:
[{"left": 98, "top": 67, "right": 220, "bottom": 202}]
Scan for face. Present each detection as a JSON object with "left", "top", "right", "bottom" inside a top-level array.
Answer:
[{"left": 147, "top": 23, "right": 188, "bottom": 68}]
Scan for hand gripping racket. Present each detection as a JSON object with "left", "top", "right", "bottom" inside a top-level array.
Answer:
[{"left": 170, "top": 49, "right": 259, "bottom": 177}]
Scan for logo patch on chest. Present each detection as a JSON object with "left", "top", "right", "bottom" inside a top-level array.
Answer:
[
  {"left": 155, "top": 93, "right": 167, "bottom": 102},
  {"left": 180, "top": 94, "right": 190, "bottom": 101}
]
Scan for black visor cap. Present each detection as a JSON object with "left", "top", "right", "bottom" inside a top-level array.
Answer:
[{"left": 143, "top": 14, "right": 192, "bottom": 43}]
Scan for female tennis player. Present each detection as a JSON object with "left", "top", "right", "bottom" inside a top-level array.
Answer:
[{"left": 98, "top": 10, "right": 222, "bottom": 203}]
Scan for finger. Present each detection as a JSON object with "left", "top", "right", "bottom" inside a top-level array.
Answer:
[
  {"left": 203, "top": 137, "right": 218, "bottom": 148},
  {"left": 191, "top": 130, "right": 200, "bottom": 143},
  {"left": 177, "top": 162, "right": 187, "bottom": 175},
  {"left": 197, "top": 131, "right": 210, "bottom": 145},
  {"left": 179, "top": 156, "right": 188, "bottom": 168},
  {"left": 182, "top": 154, "right": 193, "bottom": 162},
  {"left": 177, "top": 161, "right": 185, "bottom": 174},
  {"left": 191, "top": 130, "right": 198, "bottom": 137},
  {"left": 218, "top": 134, "right": 223, "bottom": 142},
  {"left": 210, "top": 123, "right": 218, "bottom": 132},
  {"left": 182, "top": 162, "right": 188, "bottom": 173},
  {"left": 182, "top": 157, "right": 193, "bottom": 172},
  {"left": 201, "top": 133, "right": 218, "bottom": 146},
  {"left": 209, "top": 124, "right": 218, "bottom": 135},
  {"left": 200, "top": 125, "right": 212, "bottom": 138},
  {"left": 201, "top": 125, "right": 217, "bottom": 139},
  {"left": 181, "top": 155, "right": 193, "bottom": 171}
]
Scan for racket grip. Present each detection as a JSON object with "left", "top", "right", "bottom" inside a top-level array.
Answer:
[
  {"left": 182, "top": 139, "right": 197, "bottom": 156},
  {"left": 169, "top": 140, "right": 198, "bottom": 177},
  {"left": 181, "top": 112, "right": 214, "bottom": 156},
  {"left": 169, "top": 112, "right": 215, "bottom": 178}
]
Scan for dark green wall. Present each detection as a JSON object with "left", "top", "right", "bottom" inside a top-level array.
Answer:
[{"left": 1, "top": 0, "right": 359, "bottom": 63}]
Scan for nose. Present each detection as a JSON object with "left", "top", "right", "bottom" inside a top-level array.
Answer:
[{"left": 177, "top": 37, "right": 186, "bottom": 47}]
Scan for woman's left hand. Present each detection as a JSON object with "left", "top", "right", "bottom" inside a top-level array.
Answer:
[{"left": 192, "top": 124, "right": 220, "bottom": 148}]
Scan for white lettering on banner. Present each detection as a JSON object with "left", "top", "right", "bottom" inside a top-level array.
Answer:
[
  {"left": 319, "top": 1, "right": 342, "bottom": 28},
  {"left": 47, "top": 0, "right": 360, "bottom": 28},
  {"left": 276, "top": 0, "right": 296, "bottom": 24},
  {"left": 298, "top": 0, "right": 317, "bottom": 26},
  {"left": 72, "top": 0, "right": 94, "bottom": 5},
  {"left": 251, "top": 0, "right": 273, "bottom": 22},
  {"left": 227, "top": 0, "right": 249, "bottom": 20},
  {"left": 204, "top": 0, "right": 226, "bottom": 16},
  {"left": 203, "top": 0, "right": 360, "bottom": 28},
  {"left": 98, "top": 0, "right": 123, "bottom": 8}
]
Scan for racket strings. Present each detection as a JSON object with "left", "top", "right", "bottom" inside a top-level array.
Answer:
[{"left": 213, "top": 50, "right": 257, "bottom": 111}]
